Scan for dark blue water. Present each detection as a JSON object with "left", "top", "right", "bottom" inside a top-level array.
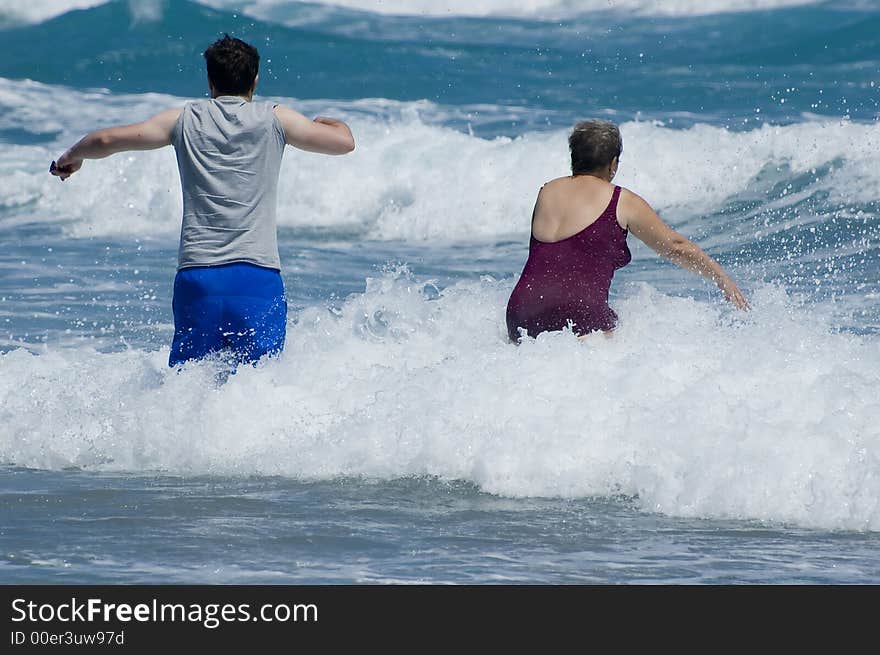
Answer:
[
  {"left": 2, "top": 1, "right": 878, "bottom": 132},
  {"left": 4, "top": 468, "right": 879, "bottom": 583}
]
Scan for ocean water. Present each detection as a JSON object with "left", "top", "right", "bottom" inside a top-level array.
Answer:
[{"left": 1, "top": 0, "right": 879, "bottom": 584}]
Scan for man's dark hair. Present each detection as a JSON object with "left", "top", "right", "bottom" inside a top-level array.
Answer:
[
  {"left": 569, "top": 119, "right": 622, "bottom": 175},
  {"left": 204, "top": 34, "right": 260, "bottom": 96}
]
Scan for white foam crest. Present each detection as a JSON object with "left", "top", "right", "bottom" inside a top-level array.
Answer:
[
  {"left": 2, "top": 145, "right": 182, "bottom": 237},
  {"left": 5, "top": 78, "right": 878, "bottom": 240},
  {"left": 622, "top": 118, "right": 880, "bottom": 211},
  {"left": 0, "top": 0, "right": 107, "bottom": 25},
  {"left": 127, "top": 0, "right": 165, "bottom": 23},
  {"left": 274, "top": 114, "right": 561, "bottom": 240},
  {"left": 0, "top": 0, "right": 829, "bottom": 26},
  {"left": 201, "top": 0, "right": 824, "bottom": 19},
  {"left": 284, "top": 116, "right": 880, "bottom": 241},
  {"left": 0, "top": 79, "right": 185, "bottom": 136},
  {"left": 0, "top": 0, "right": 165, "bottom": 26},
  {"left": 2, "top": 271, "right": 879, "bottom": 531}
]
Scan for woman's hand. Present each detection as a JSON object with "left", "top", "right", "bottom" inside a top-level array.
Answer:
[{"left": 718, "top": 276, "right": 750, "bottom": 310}]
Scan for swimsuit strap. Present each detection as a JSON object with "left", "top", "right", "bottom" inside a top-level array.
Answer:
[{"left": 609, "top": 185, "right": 622, "bottom": 215}]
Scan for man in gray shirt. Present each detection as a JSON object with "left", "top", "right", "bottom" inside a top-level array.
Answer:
[{"left": 51, "top": 35, "right": 355, "bottom": 367}]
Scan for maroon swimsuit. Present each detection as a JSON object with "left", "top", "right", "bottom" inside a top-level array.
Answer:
[{"left": 506, "top": 185, "right": 631, "bottom": 342}]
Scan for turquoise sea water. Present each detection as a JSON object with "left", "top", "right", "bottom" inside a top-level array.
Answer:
[{"left": 1, "top": 0, "right": 879, "bottom": 583}]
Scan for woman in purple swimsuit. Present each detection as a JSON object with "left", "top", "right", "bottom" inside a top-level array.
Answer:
[{"left": 506, "top": 119, "right": 748, "bottom": 342}]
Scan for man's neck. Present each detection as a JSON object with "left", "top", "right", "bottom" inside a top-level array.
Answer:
[{"left": 212, "top": 93, "right": 253, "bottom": 101}]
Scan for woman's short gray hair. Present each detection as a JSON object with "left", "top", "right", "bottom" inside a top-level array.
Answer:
[{"left": 569, "top": 119, "right": 622, "bottom": 175}]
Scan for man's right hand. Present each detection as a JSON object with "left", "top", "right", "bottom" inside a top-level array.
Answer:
[{"left": 49, "top": 155, "right": 82, "bottom": 181}]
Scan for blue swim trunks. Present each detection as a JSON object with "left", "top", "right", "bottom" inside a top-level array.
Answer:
[{"left": 169, "top": 262, "right": 287, "bottom": 367}]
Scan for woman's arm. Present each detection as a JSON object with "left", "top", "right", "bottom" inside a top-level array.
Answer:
[{"left": 619, "top": 188, "right": 749, "bottom": 309}]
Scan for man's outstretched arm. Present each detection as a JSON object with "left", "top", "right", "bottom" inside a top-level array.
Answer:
[
  {"left": 273, "top": 105, "right": 355, "bottom": 155},
  {"left": 50, "top": 107, "right": 182, "bottom": 180}
]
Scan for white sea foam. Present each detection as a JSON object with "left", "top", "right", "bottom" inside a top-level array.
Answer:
[
  {"left": 205, "top": 0, "right": 825, "bottom": 19},
  {"left": 0, "top": 0, "right": 829, "bottom": 26},
  {"left": 0, "top": 0, "right": 163, "bottom": 26},
  {"left": 4, "top": 79, "right": 878, "bottom": 242},
  {"left": 0, "top": 0, "right": 106, "bottom": 26},
  {"left": 2, "top": 269, "right": 878, "bottom": 530}
]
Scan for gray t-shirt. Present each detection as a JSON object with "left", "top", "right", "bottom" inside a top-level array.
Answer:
[{"left": 171, "top": 96, "right": 286, "bottom": 271}]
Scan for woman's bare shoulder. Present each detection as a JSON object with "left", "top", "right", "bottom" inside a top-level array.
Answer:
[
  {"left": 617, "top": 186, "right": 653, "bottom": 212},
  {"left": 616, "top": 187, "right": 661, "bottom": 230},
  {"left": 535, "top": 176, "right": 571, "bottom": 200},
  {"left": 541, "top": 176, "right": 571, "bottom": 189}
]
